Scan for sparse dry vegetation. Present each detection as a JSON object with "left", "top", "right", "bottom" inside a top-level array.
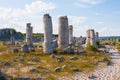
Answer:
[{"left": 0, "top": 41, "right": 111, "bottom": 80}]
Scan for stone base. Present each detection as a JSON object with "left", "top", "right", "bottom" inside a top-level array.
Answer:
[{"left": 43, "top": 42, "right": 53, "bottom": 53}]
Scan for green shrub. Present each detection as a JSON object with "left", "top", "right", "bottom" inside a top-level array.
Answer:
[
  {"left": 85, "top": 43, "right": 96, "bottom": 52},
  {"left": 117, "top": 44, "right": 120, "bottom": 51}
]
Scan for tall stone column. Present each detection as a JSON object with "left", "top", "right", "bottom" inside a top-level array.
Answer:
[
  {"left": 90, "top": 29, "right": 96, "bottom": 47},
  {"left": 95, "top": 32, "right": 99, "bottom": 42},
  {"left": 85, "top": 29, "right": 97, "bottom": 48},
  {"left": 43, "top": 14, "right": 53, "bottom": 53},
  {"left": 85, "top": 29, "right": 91, "bottom": 47},
  {"left": 69, "top": 25, "right": 73, "bottom": 45},
  {"left": 58, "top": 16, "right": 69, "bottom": 50},
  {"left": 26, "top": 23, "right": 33, "bottom": 46},
  {"left": 10, "top": 30, "right": 15, "bottom": 45}
]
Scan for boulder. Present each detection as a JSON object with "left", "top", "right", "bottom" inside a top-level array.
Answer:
[
  {"left": 21, "top": 44, "right": 29, "bottom": 52},
  {"left": 52, "top": 39, "right": 58, "bottom": 48}
]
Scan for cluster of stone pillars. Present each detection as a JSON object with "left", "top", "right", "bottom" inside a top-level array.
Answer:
[
  {"left": 85, "top": 29, "right": 99, "bottom": 48},
  {"left": 25, "top": 14, "right": 99, "bottom": 53},
  {"left": 43, "top": 14, "right": 73, "bottom": 53}
]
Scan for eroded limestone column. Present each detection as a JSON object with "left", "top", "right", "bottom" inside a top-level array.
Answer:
[
  {"left": 90, "top": 29, "right": 96, "bottom": 47},
  {"left": 10, "top": 30, "right": 15, "bottom": 45},
  {"left": 85, "top": 29, "right": 91, "bottom": 47},
  {"left": 43, "top": 14, "right": 53, "bottom": 53},
  {"left": 69, "top": 25, "right": 73, "bottom": 45},
  {"left": 85, "top": 29, "right": 97, "bottom": 48},
  {"left": 58, "top": 16, "right": 69, "bottom": 49},
  {"left": 26, "top": 23, "right": 33, "bottom": 46},
  {"left": 95, "top": 32, "right": 99, "bottom": 42}
]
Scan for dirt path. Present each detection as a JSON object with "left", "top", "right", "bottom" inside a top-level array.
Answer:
[{"left": 73, "top": 50, "right": 120, "bottom": 80}]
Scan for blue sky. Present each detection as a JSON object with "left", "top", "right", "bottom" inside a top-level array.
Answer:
[{"left": 0, "top": 0, "right": 119, "bottom": 37}]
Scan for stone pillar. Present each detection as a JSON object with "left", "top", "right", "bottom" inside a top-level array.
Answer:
[
  {"left": 10, "top": 30, "right": 15, "bottom": 45},
  {"left": 85, "top": 29, "right": 97, "bottom": 48},
  {"left": 85, "top": 29, "right": 91, "bottom": 47},
  {"left": 69, "top": 25, "right": 73, "bottom": 45},
  {"left": 58, "top": 16, "right": 69, "bottom": 50},
  {"left": 90, "top": 29, "right": 96, "bottom": 47},
  {"left": 95, "top": 32, "right": 99, "bottom": 42},
  {"left": 43, "top": 14, "right": 53, "bottom": 53},
  {"left": 26, "top": 23, "right": 33, "bottom": 46}
]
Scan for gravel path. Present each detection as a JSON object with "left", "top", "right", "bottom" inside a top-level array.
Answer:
[{"left": 73, "top": 50, "right": 120, "bottom": 80}]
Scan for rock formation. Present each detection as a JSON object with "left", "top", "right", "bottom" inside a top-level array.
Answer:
[
  {"left": 85, "top": 29, "right": 97, "bottom": 48},
  {"left": 43, "top": 14, "right": 53, "bottom": 53},
  {"left": 26, "top": 23, "right": 33, "bottom": 46},
  {"left": 69, "top": 25, "right": 73, "bottom": 45},
  {"left": 58, "top": 16, "right": 69, "bottom": 50}
]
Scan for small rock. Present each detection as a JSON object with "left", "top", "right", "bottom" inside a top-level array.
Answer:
[
  {"left": 55, "top": 67, "right": 61, "bottom": 72},
  {"left": 56, "top": 57, "right": 64, "bottom": 62},
  {"left": 19, "top": 58, "right": 24, "bottom": 62},
  {"left": 0, "top": 70, "right": 2, "bottom": 77},
  {"left": 50, "top": 54, "right": 55, "bottom": 58},
  {"left": 18, "top": 77, "right": 30, "bottom": 80},
  {"left": 64, "top": 46, "right": 74, "bottom": 53},
  {"left": 13, "top": 48, "right": 19, "bottom": 53},
  {"left": 30, "top": 69, "right": 36, "bottom": 73},
  {"left": 21, "top": 44, "right": 29, "bottom": 52},
  {"left": 88, "top": 74, "right": 97, "bottom": 79},
  {"left": 30, "top": 57, "right": 39, "bottom": 62},
  {"left": 29, "top": 47, "right": 35, "bottom": 52},
  {"left": 13, "top": 59, "right": 17, "bottom": 62},
  {"left": 37, "top": 78, "right": 42, "bottom": 80},
  {"left": 3, "top": 62, "right": 10, "bottom": 66},
  {"left": 70, "top": 56, "right": 78, "bottom": 60},
  {"left": 62, "top": 65, "right": 66, "bottom": 69},
  {"left": 71, "top": 67, "right": 79, "bottom": 72}
]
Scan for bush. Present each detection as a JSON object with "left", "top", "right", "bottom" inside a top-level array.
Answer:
[
  {"left": 117, "top": 44, "right": 120, "bottom": 51},
  {"left": 85, "top": 43, "right": 97, "bottom": 52}
]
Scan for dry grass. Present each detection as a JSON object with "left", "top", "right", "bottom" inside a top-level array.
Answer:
[{"left": 0, "top": 42, "right": 111, "bottom": 80}]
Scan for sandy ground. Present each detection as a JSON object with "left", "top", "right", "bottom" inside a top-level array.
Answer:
[
  {"left": 59, "top": 49, "right": 120, "bottom": 80},
  {"left": 73, "top": 50, "right": 120, "bottom": 80}
]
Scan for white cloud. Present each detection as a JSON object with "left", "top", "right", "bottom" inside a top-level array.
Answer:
[
  {"left": 0, "top": 1, "right": 55, "bottom": 19},
  {"left": 95, "top": 13, "right": 101, "bottom": 16},
  {"left": 25, "top": 1, "right": 55, "bottom": 14},
  {"left": 79, "top": 0, "right": 103, "bottom": 5},
  {"left": 69, "top": 16, "right": 88, "bottom": 25},
  {"left": 96, "top": 21, "right": 104, "bottom": 24},
  {"left": 0, "top": 0, "right": 56, "bottom": 33},
  {"left": 74, "top": 3, "right": 89, "bottom": 8},
  {"left": 97, "top": 26, "right": 120, "bottom": 36},
  {"left": 68, "top": 16, "right": 88, "bottom": 37},
  {"left": 74, "top": 0, "right": 105, "bottom": 8}
]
